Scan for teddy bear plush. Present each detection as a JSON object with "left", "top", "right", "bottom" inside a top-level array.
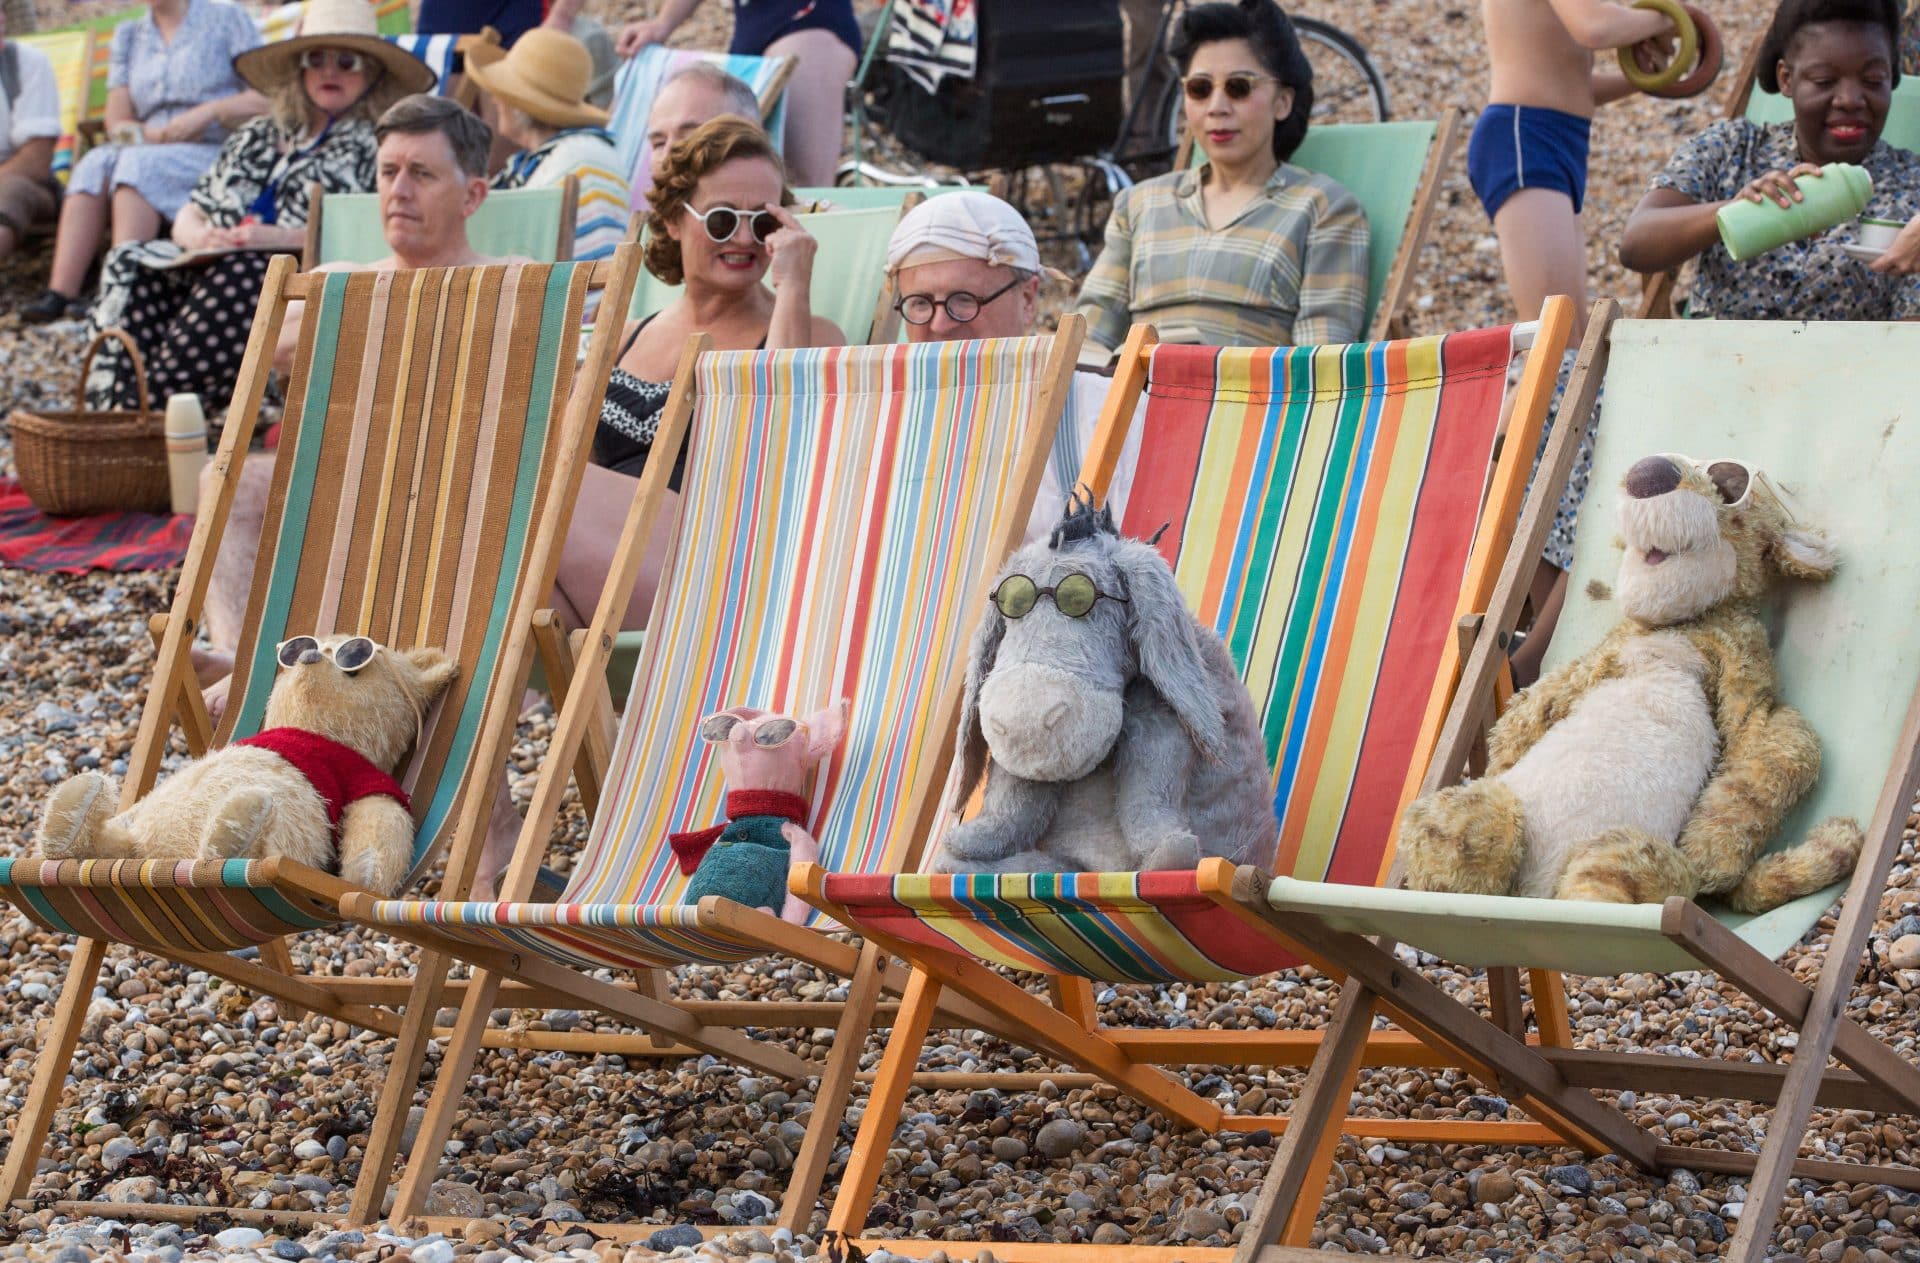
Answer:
[
  {"left": 35, "top": 634, "right": 455, "bottom": 897},
  {"left": 1400, "top": 454, "right": 1862, "bottom": 910},
  {"left": 933, "top": 497, "right": 1277, "bottom": 874},
  {"left": 669, "top": 700, "right": 846, "bottom": 924}
]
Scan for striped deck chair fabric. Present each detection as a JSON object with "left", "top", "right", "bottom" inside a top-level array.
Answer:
[
  {"left": 0, "top": 263, "right": 598, "bottom": 955},
  {"left": 822, "top": 328, "right": 1518, "bottom": 983},
  {"left": 19, "top": 30, "right": 93, "bottom": 183},
  {"left": 609, "top": 44, "right": 791, "bottom": 215},
  {"left": 389, "top": 33, "right": 460, "bottom": 94},
  {"left": 362, "top": 336, "right": 1064, "bottom": 971}
]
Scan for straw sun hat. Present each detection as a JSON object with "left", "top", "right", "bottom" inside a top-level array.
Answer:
[
  {"left": 233, "top": 0, "right": 437, "bottom": 97},
  {"left": 464, "top": 28, "right": 610, "bottom": 130}
]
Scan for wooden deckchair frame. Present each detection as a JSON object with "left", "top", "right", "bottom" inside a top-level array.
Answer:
[
  {"left": 1216, "top": 300, "right": 1920, "bottom": 1263},
  {"left": 301, "top": 177, "right": 581, "bottom": 270},
  {"left": 335, "top": 321, "right": 1087, "bottom": 1235},
  {"left": 790, "top": 297, "right": 1588, "bottom": 1258},
  {"left": 1172, "top": 108, "right": 1463, "bottom": 341},
  {"left": 0, "top": 249, "right": 647, "bottom": 1227}
]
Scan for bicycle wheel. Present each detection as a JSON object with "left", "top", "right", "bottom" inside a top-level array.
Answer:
[{"left": 1294, "top": 16, "right": 1391, "bottom": 123}]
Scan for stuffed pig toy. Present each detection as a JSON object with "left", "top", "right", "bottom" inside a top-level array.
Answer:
[{"left": 670, "top": 701, "right": 846, "bottom": 923}]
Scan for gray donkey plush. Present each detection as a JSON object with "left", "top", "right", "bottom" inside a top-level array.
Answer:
[{"left": 934, "top": 497, "right": 1277, "bottom": 873}]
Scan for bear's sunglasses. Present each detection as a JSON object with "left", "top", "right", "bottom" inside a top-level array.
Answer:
[
  {"left": 1656, "top": 453, "right": 1767, "bottom": 510},
  {"left": 699, "top": 712, "right": 802, "bottom": 749},
  {"left": 275, "top": 635, "right": 379, "bottom": 673},
  {"left": 685, "top": 203, "right": 780, "bottom": 245},
  {"left": 991, "top": 572, "right": 1129, "bottom": 620}
]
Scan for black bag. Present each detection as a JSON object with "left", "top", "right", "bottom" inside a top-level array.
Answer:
[{"left": 878, "top": 0, "right": 1126, "bottom": 170}]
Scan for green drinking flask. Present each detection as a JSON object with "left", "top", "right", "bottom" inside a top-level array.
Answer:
[{"left": 1714, "top": 163, "right": 1873, "bottom": 261}]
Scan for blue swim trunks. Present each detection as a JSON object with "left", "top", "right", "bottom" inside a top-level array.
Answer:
[{"left": 1468, "top": 104, "right": 1592, "bottom": 218}]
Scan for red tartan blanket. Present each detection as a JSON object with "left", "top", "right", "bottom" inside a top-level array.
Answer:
[{"left": 0, "top": 478, "right": 191, "bottom": 574}]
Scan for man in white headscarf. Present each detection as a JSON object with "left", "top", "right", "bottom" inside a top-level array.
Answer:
[{"left": 886, "top": 191, "right": 1141, "bottom": 542}]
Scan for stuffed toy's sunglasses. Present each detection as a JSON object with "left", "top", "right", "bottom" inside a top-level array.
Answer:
[
  {"left": 275, "top": 635, "right": 380, "bottom": 673},
  {"left": 699, "top": 712, "right": 802, "bottom": 749},
  {"left": 1656, "top": 453, "right": 1770, "bottom": 510},
  {"left": 990, "top": 572, "right": 1130, "bottom": 620}
]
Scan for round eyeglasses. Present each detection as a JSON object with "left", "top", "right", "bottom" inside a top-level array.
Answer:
[
  {"left": 275, "top": 635, "right": 379, "bottom": 673},
  {"left": 685, "top": 203, "right": 780, "bottom": 246},
  {"left": 990, "top": 572, "right": 1129, "bottom": 620},
  {"left": 893, "top": 276, "right": 1022, "bottom": 326}
]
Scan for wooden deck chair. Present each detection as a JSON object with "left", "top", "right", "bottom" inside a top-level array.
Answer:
[
  {"left": 1176, "top": 111, "right": 1462, "bottom": 340},
  {"left": 337, "top": 323, "right": 1085, "bottom": 1233},
  {"left": 796, "top": 299, "right": 1582, "bottom": 1257},
  {"left": 608, "top": 44, "right": 796, "bottom": 216},
  {"left": 19, "top": 28, "right": 97, "bottom": 184},
  {"left": 0, "top": 250, "right": 646, "bottom": 1227},
  {"left": 1638, "top": 40, "right": 1920, "bottom": 318},
  {"left": 303, "top": 179, "right": 580, "bottom": 268},
  {"left": 1200, "top": 309, "right": 1920, "bottom": 1263}
]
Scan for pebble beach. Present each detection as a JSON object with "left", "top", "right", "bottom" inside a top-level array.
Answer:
[{"left": 8, "top": 1, "right": 1920, "bottom": 1261}]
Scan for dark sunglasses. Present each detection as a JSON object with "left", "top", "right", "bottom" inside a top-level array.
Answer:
[
  {"left": 991, "top": 573, "right": 1129, "bottom": 620},
  {"left": 299, "top": 49, "right": 368, "bottom": 74},
  {"left": 276, "top": 635, "right": 379, "bottom": 673},
  {"left": 699, "top": 711, "right": 801, "bottom": 749},
  {"left": 1183, "top": 71, "right": 1279, "bottom": 102},
  {"left": 894, "top": 276, "right": 1022, "bottom": 326},
  {"left": 686, "top": 203, "right": 780, "bottom": 245}
]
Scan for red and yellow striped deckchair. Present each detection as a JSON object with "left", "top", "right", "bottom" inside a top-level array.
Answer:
[
  {"left": 797, "top": 299, "right": 1586, "bottom": 1259},
  {"left": 338, "top": 323, "right": 1085, "bottom": 1233},
  {"left": 0, "top": 250, "right": 644, "bottom": 1228},
  {"left": 18, "top": 28, "right": 96, "bottom": 184}
]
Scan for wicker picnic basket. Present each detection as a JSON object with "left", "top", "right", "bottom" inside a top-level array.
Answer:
[{"left": 10, "top": 329, "right": 169, "bottom": 516}]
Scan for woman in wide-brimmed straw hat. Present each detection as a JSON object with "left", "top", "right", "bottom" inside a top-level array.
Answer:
[
  {"left": 83, "top": 0, "right": 433, "bottom": 413},
  {"left": 467, "top": 27, "right": 629, "bottom": 268}
]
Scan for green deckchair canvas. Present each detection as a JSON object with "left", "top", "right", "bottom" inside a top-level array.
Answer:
[
  {"left": 791, "top": 183, "right": 988, "bottom": 211},
  {"left": 1747, "top": 81, "right": 1920, "bottom": 151},
  {"left": 308, "top": 184, "right": 577, "bottom": 268},
  {"left": 1187, "top": 113, "right": 1458, "bottom": 337},
  {"left": 1238, "top": 315, "right": 1920, "bottom": 1260}
]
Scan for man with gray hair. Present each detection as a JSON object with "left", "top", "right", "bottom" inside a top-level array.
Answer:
[
  {"left": 642, "top": 63, "right": 763, "bottom": 195},
  {"left": 886, "top": 191, "right": 1141, "bottom": 542}
]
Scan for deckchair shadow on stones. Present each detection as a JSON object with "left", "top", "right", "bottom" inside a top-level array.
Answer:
[
  {"left": 0, "top": 249, "right": 644, "bottom": 1226},
  {"left": 795, "top": 298, "right": 1584, "bottom": 1259},
  {"left": 1216, "top": 309, "right": 1920, "bottom": 1263},
  {"left": 337, "top": 324, "right": 1085, "bottom": 1234}
]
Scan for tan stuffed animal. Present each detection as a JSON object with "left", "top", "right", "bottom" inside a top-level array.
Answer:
[
  {"left": 35, "top": 635, "right": 455, "bottom": 897},
  {"left": 1400, "top": 454, "right": 1862, "bottom": 910}
]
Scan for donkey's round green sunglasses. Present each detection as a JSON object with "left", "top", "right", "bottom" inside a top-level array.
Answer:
[{"left": 991, "top": 572, "right": 1129, "bottom": 620}]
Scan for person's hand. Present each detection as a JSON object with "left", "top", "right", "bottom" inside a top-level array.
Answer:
[
  {"left": 155, "top": 108, "right": 206, "bottom": 144},
  {"left": 616, "top": 18, "right": 667, "bottom": 56},
  {"left": 1736, "top": 163, "right": 1823, "bottom": 208},
  {"left": 142, "top": 119, "right": 170, "bottom": 144},
  {"left": 225, "top": 221, "right": 302, "bottom": 250},
  {"left": 1869, "top": 214, "right": 1920, "bottom": 275},
  {"left": 761, "top": 203, "right": 816, "bottom": 291}
]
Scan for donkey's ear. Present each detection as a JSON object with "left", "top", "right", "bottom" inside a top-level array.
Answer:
[
  {"left": 1115, "top": 540, "right": 1227, "bottom": 760},
  {"left": 954, "top": 597, "right": 1008, "bottom": 808}
]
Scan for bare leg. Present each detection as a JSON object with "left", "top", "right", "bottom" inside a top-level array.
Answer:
[
  {"left": 109, "top": 185, "right": 163, "bottom": 247},
  {"left": 551, "top": 463, "right": 676, "bottom": 633},
  {"left": 1510, "top": 563, "right": 1567, "bottom": 688},
  {"left": 0, "top": 173, "right": 54, "bottom": 265},
  {"left": 468, "top": 779, "right": 525, "bottom": 901},
  {"left": 1491, "top": 187, "right": 1589, "bottom": 343},
  {"left": 46, "top": 190, "right": 106, "bottom": 297},
  {"left": 203, "top": 457, "right": 272, "bottom": 655},
  {"left": 761, "top": 27, "right": 858, "bottom": 188}
]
